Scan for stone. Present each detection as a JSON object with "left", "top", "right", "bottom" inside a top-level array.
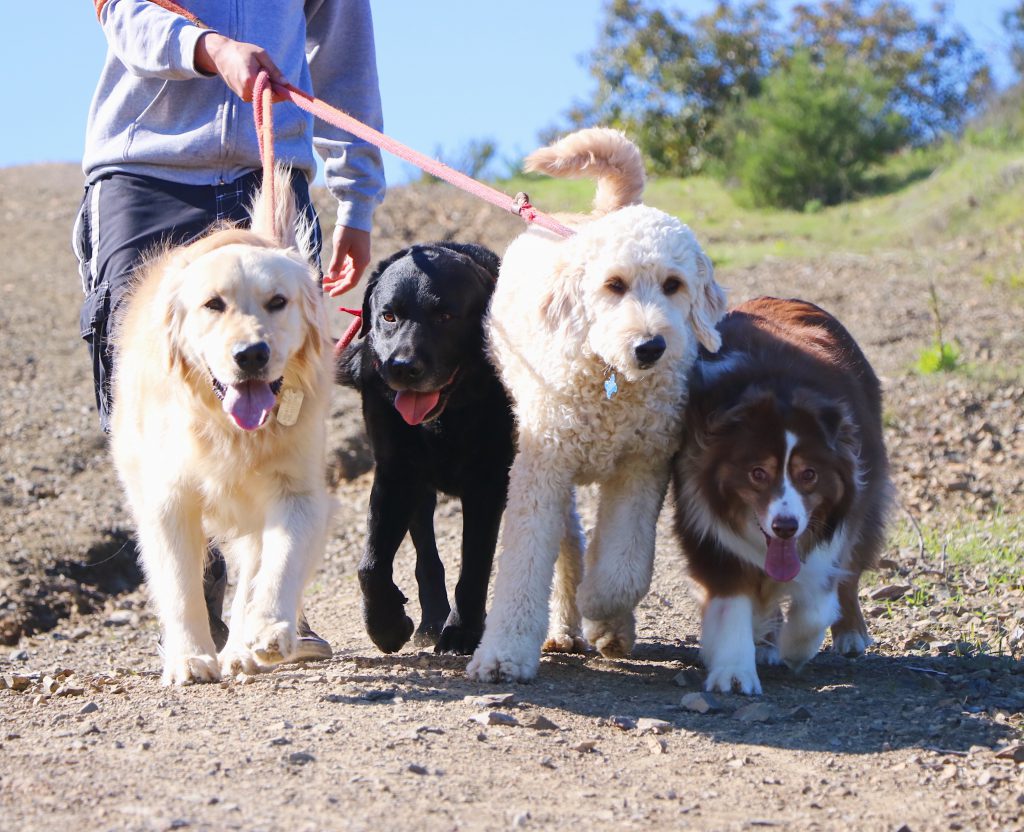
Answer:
[
  {"left": 869, "top": 584, "right": 913, "bottom": 601},
  {"left": 78, "top": 702, "right": 99, "bottom": 715},
  {"left": 465, "top": 693, "right": 515, "bottom": 708},
  {"left": 287, "top": 751, "right": 315, "bottom": 765},
  {"left": 636, "top": 718, "right": 673, "bottom": 734},
  {"left": 733, "top": 702, "right": 773, "bottom": 723},
  {"left": 680, "top": 692, "right": 721, "bottom": 714},
  {"left": 524, "top": 715, "right": 560, "bottom": 731},
  {"left": 470, "top": 711, "right": 519, "bottom": 727}
]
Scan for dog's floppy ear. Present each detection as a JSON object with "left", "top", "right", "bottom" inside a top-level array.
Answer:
[
  {"left": 158, "top": 253, "right": 191, "bottom": 376},
  {"left": 540, "top": 255, "right": 586, "bottom": 337},
  {"left": 359, "top": 247, "right": 412, "bottom": 337},
  {"left": 435, "top": 242, "right": 500, "bottom": 284},
  {"left": 689, "top": 250, "right": 727, "bottom": 353}
]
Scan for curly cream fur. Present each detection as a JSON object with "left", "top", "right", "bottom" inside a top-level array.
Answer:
[{"left": 467, "top": 129, "right": 727, "bottom": 683}]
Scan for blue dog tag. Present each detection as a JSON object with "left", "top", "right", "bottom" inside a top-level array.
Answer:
[{"left": 604, "top": 373, "right": 618, "bottom": 399}]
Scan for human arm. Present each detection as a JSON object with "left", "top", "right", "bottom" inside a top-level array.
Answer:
[
  {"left": 306, "top": 0, "right": 387, "bottom": 292},
  {"left": 98, "top": 0, "right": 210, "bottom": 80}
]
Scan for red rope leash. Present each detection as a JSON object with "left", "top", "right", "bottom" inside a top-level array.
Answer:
[
  {"left": 333, "top": 308, "right": 363, "bottom": 359},
  {"left": 267, "top": 77, "right": 575, "bottom": 239}
]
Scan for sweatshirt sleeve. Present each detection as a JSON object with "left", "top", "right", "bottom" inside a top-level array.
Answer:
[
  {"left": 305, "top": 0, "right": 387, "bottom": 231},
  {"left": 100, "top": 0, "right": 210, "bottom": 81}
]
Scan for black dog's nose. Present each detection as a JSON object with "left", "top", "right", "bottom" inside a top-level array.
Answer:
[
  {"left": 771, "top": 516, "right": 799, "bottom": 539},
  {"left": 634, "top": 335, "right": 666, "bottom": 368},
  {"left": 386, "top": 355, "right": 424, "bottom": 384},
  {"left": 233, "top": 342, "right": 270, "bottom": 374}
]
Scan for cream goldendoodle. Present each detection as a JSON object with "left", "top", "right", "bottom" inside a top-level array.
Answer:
[
  {"left": 467, "top": 128, "right": 726, "bottom": 683},
  {"left": 110, "top": 168, "right": 333, "bottom": 685}
]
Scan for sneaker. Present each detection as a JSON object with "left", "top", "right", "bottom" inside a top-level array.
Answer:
[
  {"left": 203, "top": 546, "right": 230, "bottom": 651},
  {"left": 293, "top": 612, "right": 332, "bottom": 662}
]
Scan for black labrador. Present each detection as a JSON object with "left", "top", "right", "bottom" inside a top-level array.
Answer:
[{"left": 337, "top": 242, "right": 515, "bottom": 654}]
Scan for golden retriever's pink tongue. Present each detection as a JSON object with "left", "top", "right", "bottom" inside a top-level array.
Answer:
[
  {"left": 394, "top": 390, "right": 440, "bottom": 425},
  {"left": 765, "top": 536, "right": 801, "bottom": 582},
  {"left": 222, "top": 381, "right": 276, "bottom": 431}
]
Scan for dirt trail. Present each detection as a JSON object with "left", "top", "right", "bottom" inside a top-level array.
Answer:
[{"left": 1, "top": 165, "right": 1021, "bottom": 831}]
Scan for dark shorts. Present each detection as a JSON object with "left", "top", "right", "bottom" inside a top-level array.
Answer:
[{"left": 72, "top": 170, "right": 323, "bottom": 432}]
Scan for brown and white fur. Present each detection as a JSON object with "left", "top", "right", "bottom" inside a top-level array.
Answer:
[
  {"left": 110, "top": 167, "right": 333, "bottom": 685},
  {"left": 672, "top": 297, "right": 893, "bottom": 695},
  {"left": 467, "top": 128, "right": 726, "bottom": 683}
]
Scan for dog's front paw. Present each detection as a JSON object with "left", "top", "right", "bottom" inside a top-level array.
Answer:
[
  {"left": 162, "top": 653, "right": 221, "bottom": 686},
  {"left": 466, "top": 639, "right": 538, "bottom": 683},
  {"left": 364, "top": 599, "right": 415, "bottom": 654},
  {"left": 218, "top": 645, "right": 261, "bottom": 677},
  {"left": 542, "top": 629, "right": 588, "bottom": 654},
  {"left": 755, "top": 643, "right": 782, "bottom": 666},
  {"left": 778, "top": 624, "right": 826, "bottom": 673},
  {"left": 583, "top": 615, "right": 635, "bottom": 659},
  {"left": 434, "top": 624, "right": 483, "bottom": 655},
  {"left": 705, "top": 663, "right": 762, "bottom": 696},
  {"left": 831, "top": 627, "right": 872, "bottom": 658},
  {"left": 247, "top": 621, "right": 297, "bottom": 666}
]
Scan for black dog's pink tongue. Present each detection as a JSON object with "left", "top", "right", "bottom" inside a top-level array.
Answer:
[
  {"left": 394, "top": 390, "right": 440, "bottom": 425},
  {"left": 222, "top": 380, "right": 276, "bottom": 431},
  {"left": 765, "top": 536, "right": 801, "bottom": 582}
]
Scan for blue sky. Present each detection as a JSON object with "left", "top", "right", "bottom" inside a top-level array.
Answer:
[{"left": 2, "top": 1, "right": 1017, "bottom": 185}]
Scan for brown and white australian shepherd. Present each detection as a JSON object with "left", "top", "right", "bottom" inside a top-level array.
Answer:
[{"left": 672, "top": 297, "right": 893, "bottom": 695}]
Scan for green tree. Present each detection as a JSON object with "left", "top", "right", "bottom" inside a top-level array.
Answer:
[
  {"left": 729, "top": 50, "right": 906, "bottom": 209},
  {"left": 789, "top": 0, "right": 991, "bottom": 142},
  {"left": 1004, "top": 1, "right": 1024, "bottom": 79},
  {"left": 565, "top": 0, "right": 779, "bottom": 175}
]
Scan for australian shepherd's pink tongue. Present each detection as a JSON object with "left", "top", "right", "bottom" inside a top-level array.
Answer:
[
  {"left": 222, "top": 380, "right": 276, "bottom": 431},
  {"left": 394, "top": 390, "right": 440, "bottom": 425},
  {"left": 765, "top": 536, "right": 801, "bottom": 582}
]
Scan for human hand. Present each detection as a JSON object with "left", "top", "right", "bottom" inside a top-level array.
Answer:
[
  {"left": 194, "top": 32, "right": 286, "bottom": 101},
  {"left": 323, "top": 226, "right": 372, "bottom": 297}
]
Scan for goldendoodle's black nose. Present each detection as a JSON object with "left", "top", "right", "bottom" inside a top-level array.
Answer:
[
  {"left": 634, "top": 335, "right": 666, "bottom": 368},
  {"left": 386, "top": 355, "right": 425, "bottom": 384},
  {"left": 771, "top": 515, "right": 799, "bottom": 539},
  {"left": 234, "top": 342, "right": 270, "bottom": 373}
]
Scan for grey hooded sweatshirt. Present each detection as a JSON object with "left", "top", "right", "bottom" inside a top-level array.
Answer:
[{"left": 83, "top": 0, "right": 386, "bottom": 231}]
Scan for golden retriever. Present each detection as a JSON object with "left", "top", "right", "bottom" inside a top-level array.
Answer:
[{"left": 110, "top": 168, "right": 333, "bottom": 685}]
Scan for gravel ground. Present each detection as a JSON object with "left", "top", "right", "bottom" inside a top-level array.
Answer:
[{"left": 1, "top": 164, "right": 1021, "bottom": 831}]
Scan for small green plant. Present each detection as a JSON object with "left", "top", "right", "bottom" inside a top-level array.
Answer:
[{"left": 915, "top": 280, "right": 960, "bottom": 373}]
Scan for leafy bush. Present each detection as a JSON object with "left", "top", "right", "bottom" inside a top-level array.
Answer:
[{"left": 727, "top": 50, "right": 906, "bottom": 209}]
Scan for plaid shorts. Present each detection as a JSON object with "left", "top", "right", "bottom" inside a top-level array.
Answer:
[{"left": 72, "top": 170, "right": 323, "bottom": 432}]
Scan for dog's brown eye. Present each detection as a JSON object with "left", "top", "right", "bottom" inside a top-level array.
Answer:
[
  {"left": 381, "top": 311, "right": 396, "bottom": 323},
  {"left": 663, "top": 276, "right": 683, "bottom": 296},
  {"left": 605, "top": 276, "right": 627, "bottom": 295},
  {"left": 750, "top": 467, "right": 769, "bottom": 485},
  {"left": 800, "top": 468, "right": 818, "bottom": 485},
  {"left": 437, "top": 312, "right": 453, "bottom": 323},
  {"left": 204, "top": 296, "right": 226, "bottom": 313},
  {"left": 266, "top": 294, "right": 287, "bottom": 312}
]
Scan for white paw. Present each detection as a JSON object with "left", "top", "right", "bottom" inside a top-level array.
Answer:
[
  {"left": 778, "top": 626, "right": 826, "bottom": 672},
  {"left": 831, "top": 629, "right": 872, "bottom": 657},
  {"left": 756, "top": 644, "right": 782, "bottom": 665},
  {"left": 218, "top": 645, "right": 261, "bottom": 677},
  {"left": 583, "top": 614, "right": 636, "bottom": 659},
  {"left": 542, "top": 630, "right": 588, "bottom": 654},
  {"left": 247, "top": 621, "right": 297, "bottom": 666},
  {"left": 705, "top": 663, "right": 762, "bottom": 696},
  {"left": 466, "top": 639, "right": 539, "bottom": 683},
  {"left": 162, "top": 653, "right": 220, "bottom": 686}
]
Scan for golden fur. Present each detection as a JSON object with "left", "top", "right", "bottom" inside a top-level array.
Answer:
[{"left": 110, "top": 168, "right": 333, "bottom": 685}]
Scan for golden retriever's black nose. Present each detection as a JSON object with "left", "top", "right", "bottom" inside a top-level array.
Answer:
[
  {"left": 771, "top": 516, "right": 799, "bottom": 539},
  {"left": 386, "top": 356, "right": 424, "bottom": 384},
  {"left": 234, "top": 342, "right": 270, "bottom": 373},
  {"left": 634, "top": 335, "right": 666, "bottom": 368}
]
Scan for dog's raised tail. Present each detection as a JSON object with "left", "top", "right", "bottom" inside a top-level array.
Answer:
[
  {"left": 249, "top": 164, "right": 316, "bottom": 261},
  {"left": 524, "top": 128, "right": 645, "bottom": 215}
]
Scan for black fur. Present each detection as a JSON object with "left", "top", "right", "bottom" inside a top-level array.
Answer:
[{"left": 337, "top": 242, "right": 514, "bottom": 654}]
